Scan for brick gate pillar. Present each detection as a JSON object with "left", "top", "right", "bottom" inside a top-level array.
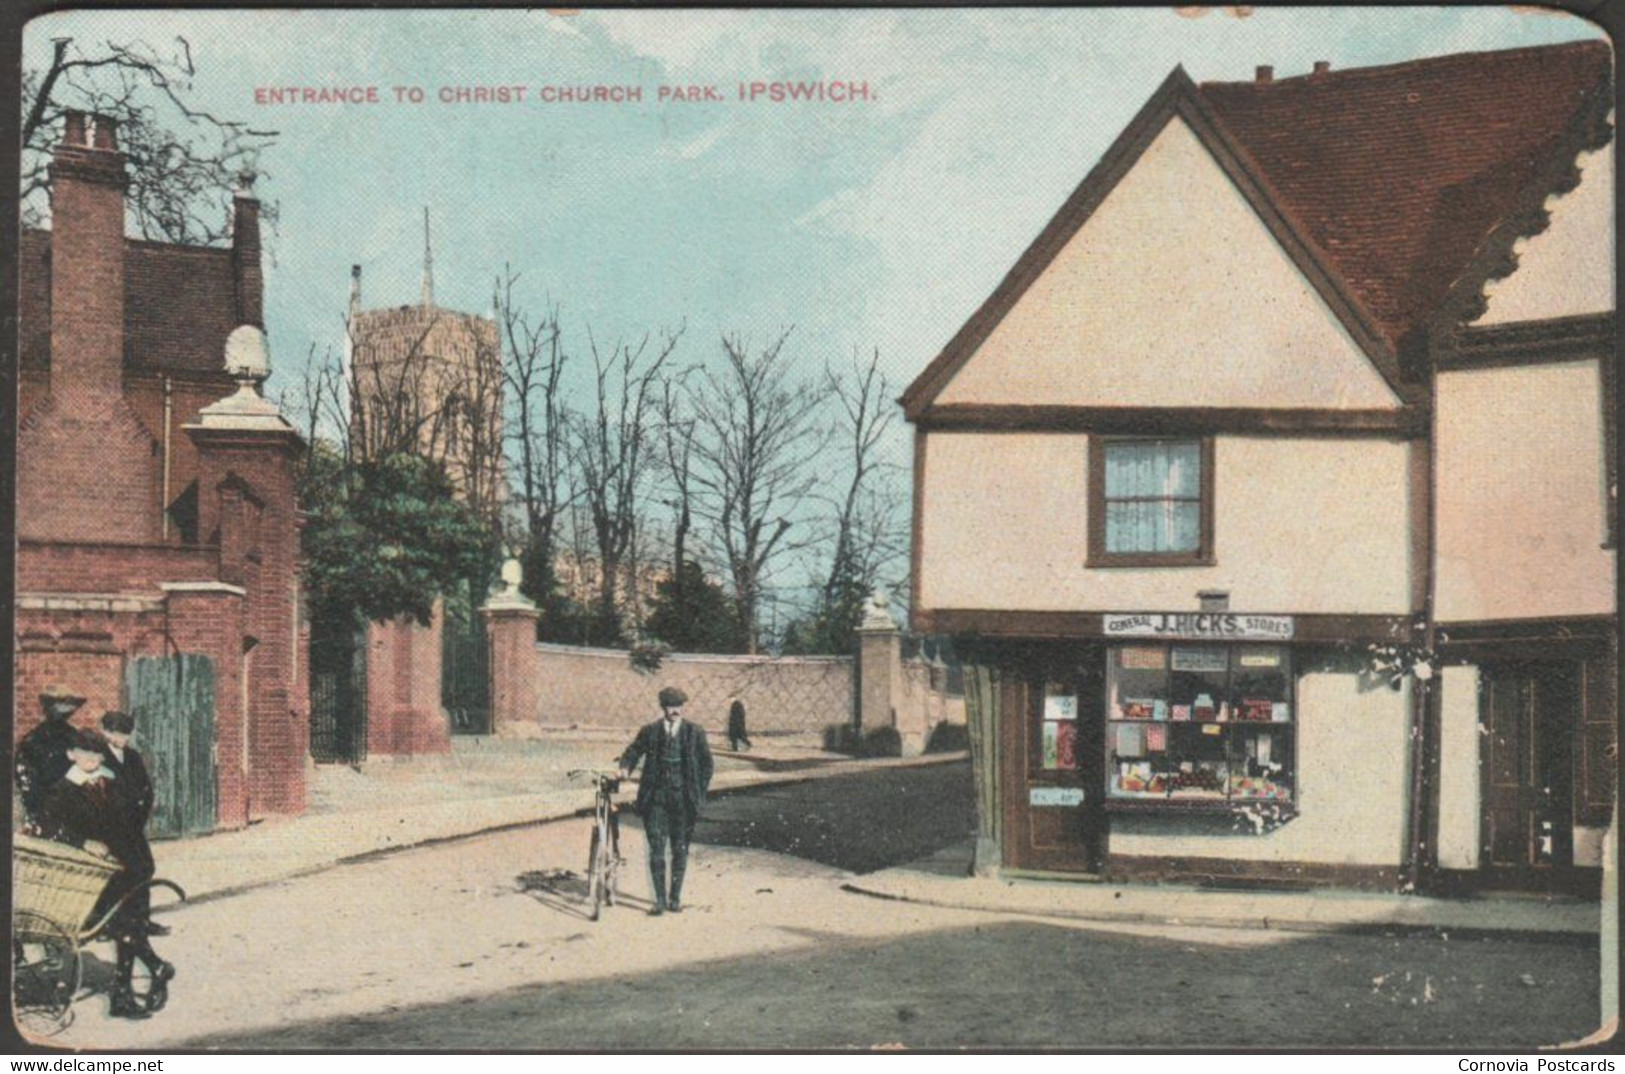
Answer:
[
  {"left": 482, "top": 558, "right": 540, "bottom": 738},
  {"left": 184, "top": 326, "right": 306, "bottom": 820}
]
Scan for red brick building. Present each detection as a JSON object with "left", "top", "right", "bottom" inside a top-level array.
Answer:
[{"left": 15, "top": 111, "right": 307, "bottom": 832}]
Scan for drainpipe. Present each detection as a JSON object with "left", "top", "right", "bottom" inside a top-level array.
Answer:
[{"left": 161, "top": 374, "right": 173, "bottom": 538}]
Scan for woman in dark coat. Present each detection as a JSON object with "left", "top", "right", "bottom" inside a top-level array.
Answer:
[{"left": 39, "top": 728, "right": 174, "bottom": 1019}]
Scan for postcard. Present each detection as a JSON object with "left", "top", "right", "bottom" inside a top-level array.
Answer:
[{"left": 6, "top": 4, "right": 1617, "bottom": 1056}]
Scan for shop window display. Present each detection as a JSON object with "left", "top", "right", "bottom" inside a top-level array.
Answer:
[{"left": 1106, "top": 644, "right": 1294, "bottom": 808}]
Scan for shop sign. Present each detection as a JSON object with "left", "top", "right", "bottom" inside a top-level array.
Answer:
[
  {"left": 1029, "top": 786, "right": 1085, "bottom": 807},
  {"left": 1104, "top": 612, "right": 1294, "bottom": 640}
]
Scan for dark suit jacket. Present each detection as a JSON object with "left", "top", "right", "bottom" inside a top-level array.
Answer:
[
  {"left": 619, "top": 718, "right": 714, "bottom": 818},
  {"left": 39, "top": 772, "right": 158, "bottom": 940},
  {"left": 15, "top": 719, "right": 78, "bottom": 824},
  {"left": 106, "top": 746, "right": 155, "bottom": 829}
]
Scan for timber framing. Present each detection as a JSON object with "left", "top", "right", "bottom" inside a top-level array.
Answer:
[
  {"left": 1102, "top": 854, "right": 1401, "bottom": 893},
  {"left": 1435, "top": 313, "right": 1615, "bottom": 370},
  {"left": 914, "top": 404, "right": 1425, "bottom": 437},
  {"left": 898, "top": 66, "right": 1412, "bottom": 421},
  {"left": 1434, "top": 615, "right": 1616, "bottom": 662}
]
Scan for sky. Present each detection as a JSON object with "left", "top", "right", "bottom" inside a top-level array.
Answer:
[
  {"left": 23, "top": 7, "right": 1606, "bottom": 398},
  {"left": 18, "top": 7, "right": 1609, "bottom": 609}
]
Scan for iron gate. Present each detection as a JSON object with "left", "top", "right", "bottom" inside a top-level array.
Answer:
[
  {"left": 124, "top": 654, "right": 218, "bottom": 839},
  {"left": 309, "top": 614, "right": 369, "bottom": 763},
  {"left": 442, "top": 582, "right": 491, "bottom": 735}
]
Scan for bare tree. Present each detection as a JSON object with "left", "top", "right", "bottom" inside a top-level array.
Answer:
[
  {"left": 822, "top": 348, "right": 901, "bottom": 612},
  {"left": 23, "top": 36, "right": 279, "bottom": 244},
  {"left": 573, "top": 325, "right": 684, "bottom": 636},
  {"left": 657, "top": 370, "right": 700, "bottom": 577},
  {"left": 689, "top": 330, "right": 826, "bottom": 653},
  {"left": 496, "top": 268, "right": 572, "bottom": 605}
]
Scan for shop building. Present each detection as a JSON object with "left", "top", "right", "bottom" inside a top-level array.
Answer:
[{"left": 904, "top": 43, "right": 1615, "bottom": 894}]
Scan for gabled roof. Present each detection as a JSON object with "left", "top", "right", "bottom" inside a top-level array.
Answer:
[
  {"left": 902, "top": 40, "right": 1613, "bottom": 419},
  {"left": 1203, "top": 40, "right": 1612, "bottom": 351},
  {"left": 20, "top": 227, "right": 250, "bottom": 378}
]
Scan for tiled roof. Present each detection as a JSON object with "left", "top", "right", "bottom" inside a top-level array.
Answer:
[
  {"left": 19, "top": 228, "right": 247, "bottom": 376},
  {"left": 1201, "top": 41, "right": 1613, "bottom": 348}
]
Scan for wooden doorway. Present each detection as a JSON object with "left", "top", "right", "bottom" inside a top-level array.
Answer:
[
  {"left": 997, "top": 641, "right": 1105, "bottom": 874},
  {"left": 1480, "top": 661, "right": 1584, "bottom": 893}
]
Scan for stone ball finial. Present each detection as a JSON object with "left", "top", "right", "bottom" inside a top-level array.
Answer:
[
  {"left": 500, "top": 557, "right": 523, "bottom": 596},
  {"left": 224, "top": 325, "right": 272, "bottom": 385},
  {"left": 859, "top": 586, "right": 898, "bottom": 631}
]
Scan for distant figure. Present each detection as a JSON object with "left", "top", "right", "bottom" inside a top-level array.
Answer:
[
  {"left": 15, "top": 684, "right": 89, "bottom": 830},
  {"left": 727, "top": 697, "right": 752, "bottom": 751},
  {"left": 618, "top": 686, "right": 714, "bottom": 916}
]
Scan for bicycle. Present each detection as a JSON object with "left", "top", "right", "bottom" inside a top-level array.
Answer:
[{"left": 568, "top": 769, "right": 628, "bottom": 921}]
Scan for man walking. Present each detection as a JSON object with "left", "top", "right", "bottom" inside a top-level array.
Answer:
[{"left": 619, "top": 687, "right": 713, "bottom": 915}]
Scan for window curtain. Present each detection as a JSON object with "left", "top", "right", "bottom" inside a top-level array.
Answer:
[{"left": 1104, "top": 440, "right": 1201, "bottom": 553}]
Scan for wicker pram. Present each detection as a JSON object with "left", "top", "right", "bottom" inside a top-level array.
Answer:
[{"left": 13, "top": 832, "right": 121, "bottom": 940}]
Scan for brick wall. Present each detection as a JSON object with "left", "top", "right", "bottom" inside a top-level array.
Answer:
[
  {"left": 18, "top": 540, "right": 217, "bottom": 593},
  {"left": 365, "top": 615, "right": 451, "bottom": 756},
  {"left": 504, "top": 641, "right": 855, "bottom": 736}
]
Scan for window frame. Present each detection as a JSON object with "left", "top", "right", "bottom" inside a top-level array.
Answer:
[{"left": 1086, "top": 435, "right": 1216, "bottom": 568}]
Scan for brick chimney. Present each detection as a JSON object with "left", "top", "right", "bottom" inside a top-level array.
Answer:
[
  {"left": 1311, "top": 60, "right": 1332, "bottom": 78},
  {"left": 232, "top": 173, "right": 264, "bottom": 327},
  {"left": 16, "top": 110, "right": 162, "bottom": 543},
  {"left": 48, "top": 111, "right": 128, "bottom": 399},
  {"left": 1255, "top": 65, "right": 1273, "bottom": 85}
]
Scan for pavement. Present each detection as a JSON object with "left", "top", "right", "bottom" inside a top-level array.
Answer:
[
  {"left": 845, "top": 841, "right": 1602, "bottom": 940},
  {"left": 142, "top": 735, "right": 1600, "bottom": 942},
  {"left": 147, "top": 732, "right": 967, "bottom": 907}
]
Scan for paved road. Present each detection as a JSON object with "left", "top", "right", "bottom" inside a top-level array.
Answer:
[
  {"left": 35, "top": 761, "right": 1603, "bottom": 1051},
  {"left": 695, "top": 761, "right": 977, "bottom": 873}
]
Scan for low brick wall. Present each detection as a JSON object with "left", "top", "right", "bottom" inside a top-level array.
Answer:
[{"left": 514, "top": 642, "right": 855, "bottom": 736}]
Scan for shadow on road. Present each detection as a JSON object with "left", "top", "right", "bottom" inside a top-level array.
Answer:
[
  {"left": 693, "top": 761, "right": 975, "bottom": 874},
  {"left": 178, "top": 917, "right": 1601, "bottom": 1051}
]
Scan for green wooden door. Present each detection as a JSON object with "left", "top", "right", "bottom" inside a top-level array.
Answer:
[{"left": 125, "top": 655, "right": 218, "bottom": 839}]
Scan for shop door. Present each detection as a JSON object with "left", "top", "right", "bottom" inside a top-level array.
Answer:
[
  {"left": 999, "top": 653, "right": 1105, "bottom": 874},
  {"left": 1481, "top": 662, "right": 1578, "bottom": 890}
]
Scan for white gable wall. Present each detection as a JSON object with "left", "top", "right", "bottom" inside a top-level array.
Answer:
[
  {"left": 1478, "top": 140, "right": 1614, "bottom": 325},
  {"left": 936, "top": 117, "right": 1401, "bottom": 410}
]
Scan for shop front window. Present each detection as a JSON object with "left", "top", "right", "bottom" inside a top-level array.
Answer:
[{"left": 1106, "top": 643, "right": 1294, "bottom": 808}]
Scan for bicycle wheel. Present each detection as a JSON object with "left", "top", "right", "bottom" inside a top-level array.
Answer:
[
  {"left": 586, "top": 826, "right": 603, "bottom": 922},
  {"left": 13, "top": 912, "right": 79, "bottom": 1036}
]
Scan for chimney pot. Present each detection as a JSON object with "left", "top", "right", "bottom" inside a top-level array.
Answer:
[
  {"left": 1255, "top": 65, "right": 1273, "bottom": 84},
  {"left": 90, "top": 114, "right": 118, "bottom": 151},
  {"left": 1312, "top": 60, "right": 1331, "bottom": 76},
  {"left": 62, "top": 110, "right": 87, "bottom": 147}
]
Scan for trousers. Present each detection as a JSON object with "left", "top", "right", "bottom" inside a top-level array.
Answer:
[{"left": 643, "top": 795, "right": 695, "bottom": 906}]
